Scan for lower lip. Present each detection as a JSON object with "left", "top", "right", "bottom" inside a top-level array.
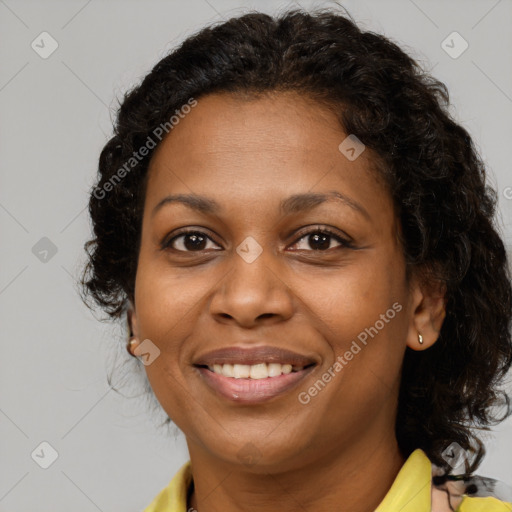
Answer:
[{"left": 195, "top": 366, "right": 316, "bottom": 404}]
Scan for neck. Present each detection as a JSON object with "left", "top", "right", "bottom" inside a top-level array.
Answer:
[{"left": 187, "top": 435, "right": 405, "bottom": 512}]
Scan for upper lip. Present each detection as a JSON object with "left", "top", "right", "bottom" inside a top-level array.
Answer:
[{"left": 193, "top": 346, "right": 318, "bottom": 367}]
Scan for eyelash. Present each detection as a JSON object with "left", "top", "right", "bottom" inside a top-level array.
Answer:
[{"left": 161, "top": 226, "right": 353, "bottom": 253}]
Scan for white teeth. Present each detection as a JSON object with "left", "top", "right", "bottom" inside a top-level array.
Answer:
[
  {"left": 233, "top": 364, "right": 250, "bottom": 378},
  {"left": 249, "top": 363, "right": 268, "bottom": 379},
  {"left": 282, "top": 364, "right": 293, "bottom": 374},
  {"left": 268, "top": 363, "right": 283, "bottom": 377},
  {"left": 208, "top": 362, "right": 299, "bottom": 378},
  {"left": 220, "top": 364, "right": 234, "bottom": 377}
]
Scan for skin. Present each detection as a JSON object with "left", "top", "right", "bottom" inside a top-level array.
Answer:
[{"left": 128, "top": 91, "right": 446, "bottom": 512}]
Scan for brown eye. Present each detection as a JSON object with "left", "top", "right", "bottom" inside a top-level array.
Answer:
[
  {"left": 289, "top": 228, "right": 351, "bottom": 251},
  {"left": 163, "top": 230, "right": 221, "bottom": 252}
]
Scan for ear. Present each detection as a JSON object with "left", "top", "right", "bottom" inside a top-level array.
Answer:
[{"left": 406, "top": 272, "right": 446, "bottom": 351}]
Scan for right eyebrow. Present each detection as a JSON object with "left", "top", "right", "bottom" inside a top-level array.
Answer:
[{"left": 151, "top": 194, "right": 220, "bottom": 219}]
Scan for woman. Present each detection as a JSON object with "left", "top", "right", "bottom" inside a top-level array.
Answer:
[{"left": 80, "top": 7, "right": 512, "bottom": 512}]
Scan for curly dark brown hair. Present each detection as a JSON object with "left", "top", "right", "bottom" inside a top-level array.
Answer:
[{"left": 80, "top": 6, "right": 512, "bottom": 474}]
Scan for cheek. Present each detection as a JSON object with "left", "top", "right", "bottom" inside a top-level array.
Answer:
[
  {"left": 133, "top": 266, "right": 200, "bottom": 421},
  {"left": 301, "top": 256, "right": 404, "bottom": 340},
  {"left": 299, "top": 254, "right": 408, "bottom": 391},
  {"left": 134, "top": 260, "right": 210, "bottom": 342}
]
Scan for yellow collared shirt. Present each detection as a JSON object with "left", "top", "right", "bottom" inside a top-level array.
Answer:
[{"left": 143, "top": 449, "right": 512, "bottom": 511}]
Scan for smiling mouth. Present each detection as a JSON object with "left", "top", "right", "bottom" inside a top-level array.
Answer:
[
  {"left": 193, "top": 362, "right": 318, "bottom": 404},
  {"left": 196, "top": 362, "right": 317, "bottom": 379}
]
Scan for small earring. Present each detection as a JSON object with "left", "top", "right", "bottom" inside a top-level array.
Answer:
[
  {"left": 127, "top": 337, "right": 138, "bottom": 356},
  {"left": 418, "top": 333, "right": 423, "bottom": 345}
]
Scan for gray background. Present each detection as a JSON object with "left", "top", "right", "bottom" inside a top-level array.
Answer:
[{"left": 1, "top": 0, "right": 511, "bottom": 510}]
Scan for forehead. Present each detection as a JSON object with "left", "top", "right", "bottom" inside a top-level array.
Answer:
[
  {"left": 152, "top": 91, "right": 344, "bottom": 164},
  {"left": 144, "top": 91, "right": 393, "bottom": 221}
]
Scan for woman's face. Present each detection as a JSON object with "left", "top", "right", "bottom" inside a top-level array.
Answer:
[{"left": 129, "top": 91, "right": 429, "bottom": 471}]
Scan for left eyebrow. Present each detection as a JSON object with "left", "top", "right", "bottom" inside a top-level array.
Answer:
[
  {"left": 279, "top": 191, "right": 371, "bottom": 221},
  {"left": 151, "top": 190, "right": 371, "bottom": 221}
]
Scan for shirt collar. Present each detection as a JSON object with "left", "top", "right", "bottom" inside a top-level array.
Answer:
[
  {"left": 375, "top": 448, "right": 432, "bottom": 512},
  {"left": 143, "top": 460, "right": 193, "bottom": 512}
]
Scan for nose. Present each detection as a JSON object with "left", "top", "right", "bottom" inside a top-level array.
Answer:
[{"left": 209, "top": 245, "right": 294, "bottom": 328}]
